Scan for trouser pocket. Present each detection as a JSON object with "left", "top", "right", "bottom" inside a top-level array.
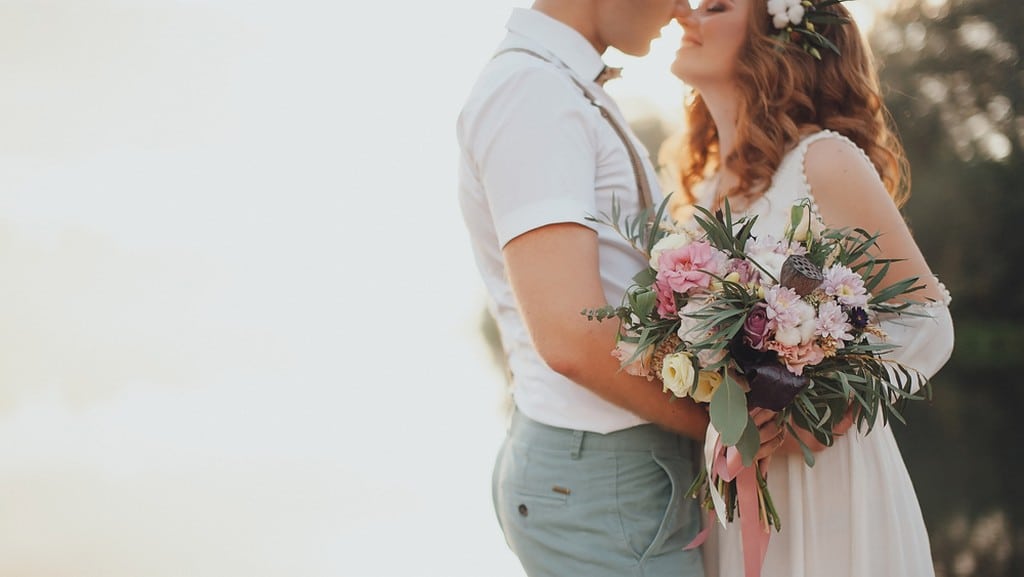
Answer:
[{"left": 616, "top": 451, "right": 698, "bottom": 562}]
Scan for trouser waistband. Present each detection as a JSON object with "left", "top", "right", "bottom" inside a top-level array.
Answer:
[{"left": 507, "top": 409, "right": 693, "bottom": 458}]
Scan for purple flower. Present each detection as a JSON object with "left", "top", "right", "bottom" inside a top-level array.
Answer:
[
  {"left": 848, "top": 307, "right": 869, "bottom": 330},
  {"left": 743, "top": 303, "right": 771, "bottom": 351}
]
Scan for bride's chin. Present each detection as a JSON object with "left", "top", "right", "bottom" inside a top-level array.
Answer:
[{"left": 670, "top": 60, "right": 693, "bottom": 83}]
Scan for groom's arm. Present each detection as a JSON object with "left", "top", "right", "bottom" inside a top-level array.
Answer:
[{"left": 504, "top": 222, "right": 710, "bottom": 441}]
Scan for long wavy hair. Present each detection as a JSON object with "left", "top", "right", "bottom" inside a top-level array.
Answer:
[{"left": 676, "top": 0, "right": 910, "bottom": 209}]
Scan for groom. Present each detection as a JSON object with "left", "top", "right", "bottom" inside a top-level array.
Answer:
[{"left": 457, "top": 1, "right": 707, "bottom": 576}]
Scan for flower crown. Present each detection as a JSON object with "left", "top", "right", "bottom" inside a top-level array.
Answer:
[{"left": 767, "top": 0, "right": 852, "bottom": 60}]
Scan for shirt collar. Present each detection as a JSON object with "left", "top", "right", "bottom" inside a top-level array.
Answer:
[{"left": 504, "top": 8, "right": 607, "bottom": 84}]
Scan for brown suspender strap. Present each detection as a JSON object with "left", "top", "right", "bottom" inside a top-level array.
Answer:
[{"left": 491, "top": 47, "right": 654, "bottom": 216}]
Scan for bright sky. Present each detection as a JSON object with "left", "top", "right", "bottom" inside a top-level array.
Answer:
[{"left": 0, "top": 1, "right": 891, "bottom": 575}]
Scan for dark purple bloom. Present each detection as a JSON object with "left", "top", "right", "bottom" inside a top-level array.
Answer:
[
  {"left": 745, "top": 360, "right": 810, "bottom": 411},
  {"left": 848, "top": 307, "right": 869, "bottom": 330}
]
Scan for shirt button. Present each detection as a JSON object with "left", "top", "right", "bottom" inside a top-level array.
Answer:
[{"left": 518, "top": 504, "right": 528, "bottom": 517}]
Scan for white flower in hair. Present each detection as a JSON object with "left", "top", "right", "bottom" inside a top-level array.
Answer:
[
  {"left": 768, "top": 0, "right": 807, "bottom": 30},
  {"left": 787, "top": 4, "right": 805, "bottom": 25},
  {"left": 767, "top": 0, "right": 789, "bottom": 28},
  {"left": 766, "top": 0, "right": 853, "bottom": 60}
]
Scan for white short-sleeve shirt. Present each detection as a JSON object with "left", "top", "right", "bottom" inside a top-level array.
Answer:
[{"left": 457, "top": 8, "right": 663, "bottom": 434}]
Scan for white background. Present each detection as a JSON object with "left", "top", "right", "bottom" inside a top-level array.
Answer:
[{"left": 0, "top": 1, "right": 887, "bottom": 575}]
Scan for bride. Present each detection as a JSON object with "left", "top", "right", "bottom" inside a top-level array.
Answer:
[{"left": 667, "top": 0, "right": 955, "bottom": 575}]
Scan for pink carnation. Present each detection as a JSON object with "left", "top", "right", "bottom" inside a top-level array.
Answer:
[
  {"left": 766, "top": 339, "right": 826, "bottom": 376},
  {"left": 654, "top": 278, "right": 678, "bottom": 317},
  {"left": 656, "top": 241, "right": 728, "bottom": 296}
]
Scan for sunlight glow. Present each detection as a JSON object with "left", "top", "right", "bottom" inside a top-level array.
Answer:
[{"left": 604, "top": 0, "right": 895, "bottom": 129}]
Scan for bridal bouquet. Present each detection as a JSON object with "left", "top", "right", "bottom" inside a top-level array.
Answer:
[{"left": 583, "top": 196, "right": 931, "bottom": 545}]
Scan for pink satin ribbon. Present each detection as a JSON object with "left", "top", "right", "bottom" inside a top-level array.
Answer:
[{"left": 684, "top": 438, "right": 771, "bottom": 577}]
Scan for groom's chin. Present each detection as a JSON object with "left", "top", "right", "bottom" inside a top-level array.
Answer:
[{"left": 619, "top": 44, "right": 653, "bottom": 58}]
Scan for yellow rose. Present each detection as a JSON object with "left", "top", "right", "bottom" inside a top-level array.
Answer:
[
  {"left": 661, "top": 352, "right": 696, "bottom": 398},
  {"left": 691, "top": 370, "right": 723, "bottom": 403}
]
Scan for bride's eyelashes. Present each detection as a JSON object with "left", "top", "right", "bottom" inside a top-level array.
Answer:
[{"left": 702, "top": 1, "right": 729, "bottom": 13}]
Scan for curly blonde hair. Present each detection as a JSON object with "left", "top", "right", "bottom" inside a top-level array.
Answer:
[{"left": 676, "top": 0, "right": 910, "bottom": 209}]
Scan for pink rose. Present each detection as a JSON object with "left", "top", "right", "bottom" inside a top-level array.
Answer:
[
  {"left": 656, "top": 241, "right": 727, "bottom": 296},
  {"left": 742, "top": 303, "right": 771, "bottom": 351}
]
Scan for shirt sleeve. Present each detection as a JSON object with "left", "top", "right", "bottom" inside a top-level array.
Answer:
[{"left": 470, "top": 65, "right": 600, "bottom": 248}]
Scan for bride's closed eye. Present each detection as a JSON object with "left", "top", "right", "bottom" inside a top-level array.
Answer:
[{"left": 702, "top": 2, "right": 728, "bottom": 13}]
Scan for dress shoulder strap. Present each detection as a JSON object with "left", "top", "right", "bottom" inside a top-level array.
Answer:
[
  {"left": 792, "top": 130, "right": 953, "bottom": 308},
  {"left": 784, "top": 129, "right": 879, "bottom": 220}
]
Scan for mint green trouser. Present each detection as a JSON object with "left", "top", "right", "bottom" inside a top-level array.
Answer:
[{"left": 493, "top": 410, "right": 704, "bottom": 577}]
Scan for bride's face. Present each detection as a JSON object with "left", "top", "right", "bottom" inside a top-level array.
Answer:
[{"left": 671, "top": 0, "right": 750, "bottom": 86}]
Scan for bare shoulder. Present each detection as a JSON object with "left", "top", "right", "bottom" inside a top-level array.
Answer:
[{"left": 801, "top": 134, "right": 897, "bottom": 229}]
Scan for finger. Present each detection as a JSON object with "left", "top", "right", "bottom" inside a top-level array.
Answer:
[
  {"left": 758, "top": 422, "right": 786, "bottom": 445},
  {"left": 755, "top": 436, "right": 784, "bottom": 461},
  {"left": 755, "top": 432, "right": 787, "bottom": 460},
  {"left": 751, "top": 409, "right": 776, "bottom": 426}
]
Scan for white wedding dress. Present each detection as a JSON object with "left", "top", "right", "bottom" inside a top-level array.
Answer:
[{"left": 697, "top": 130, "right": 955, "bottom": 577}]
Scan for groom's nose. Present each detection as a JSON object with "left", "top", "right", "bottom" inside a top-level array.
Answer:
[{"left": 673, "top": 0, "right": 693, "bottom": 19}]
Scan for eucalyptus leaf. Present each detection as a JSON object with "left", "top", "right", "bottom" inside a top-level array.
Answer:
[
  {"left": 737, "top": 414, "right": 761, "bottom": 467},
  {"left": 710, "top": 371, "right": 748, "bottom": 446},
  {"left": 632, "top": 290, "right": 657, "bottom": 321}
]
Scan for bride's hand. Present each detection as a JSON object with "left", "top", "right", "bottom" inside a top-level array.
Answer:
[
  {"left": 751, "top": 408, "right": 786, "bottom": 461},
  {"left": 779, "top": 405, "right": 857, "bottom": 455}
]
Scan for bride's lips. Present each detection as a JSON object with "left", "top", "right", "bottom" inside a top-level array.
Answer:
[{"left": 681, "top": 35, "right": 703, "bottom": 47}]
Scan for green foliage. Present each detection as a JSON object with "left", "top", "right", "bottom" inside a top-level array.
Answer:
[{"left": 710, "top": 371, "right": 749, "bottom": 446}]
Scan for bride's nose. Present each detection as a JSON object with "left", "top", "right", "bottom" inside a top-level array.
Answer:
[{"left": 677, "top": 8, "right": 698, "bottom": 30}]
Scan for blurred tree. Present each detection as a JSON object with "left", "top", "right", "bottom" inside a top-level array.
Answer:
[
  {"left": 873, "top": 0, "right": 1024, "bottom": 321},
  {"left": 872, "top": 2, "right": 1024, "bottom": 576}
]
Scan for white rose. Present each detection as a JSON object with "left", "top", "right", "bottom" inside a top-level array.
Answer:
[
  {"left": 649, "top": 233, "right": 692, "bottom": 270},
  {"left": 661, "top": 352, "right": 696, "bottom": 398}
]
